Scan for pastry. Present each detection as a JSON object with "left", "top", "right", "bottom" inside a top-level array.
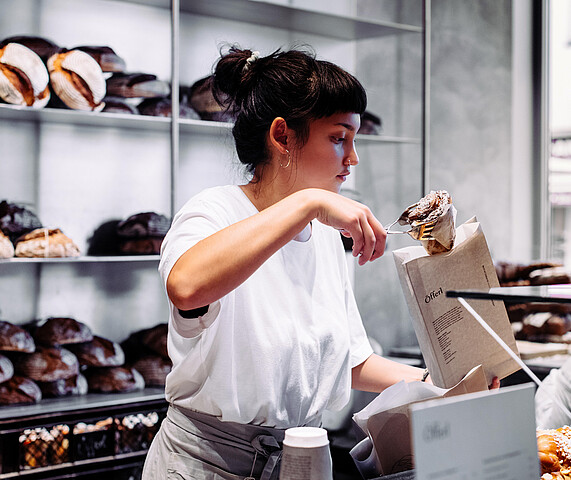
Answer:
[
  {"left": 15, "top": 346, "right": 79, "bottom": 382},
  {"left": 106, "top": 72, "right": 170, "bottom": 98},
  {"left": 538, "top": 426, "right": 571, "bottom": 479},
  {"left": 0, "top": 320, "right": 35, "bottom": 353},
  {"left": 14, "top": 228, "right": 80, "bottom": 258},
  {"left": 0, "top": 230, "right": 14, "bottom": 258},
  {"left": 33, "top": 317, "right": 93, "bottom": 346},
  {"left": 85, "top": 366, "right": 145, "bottom": 393},
  {"left": 38, "top": 373, "right": 88, "bottom": 398},
  {"left": 0, "top": 42, "right": 50, "bottom": 107},
  {"left": 0, "top": 376, "right": 42, "bottom": 405},
  {"left": 0, "top": 354, "right": 14, "bottom": 383},
  {"left": 132, "top": 354, "right": 171, "bottom": 387},
  {"left": 47, "top": 49, "right": 106, "bottom": 111},
  {"left": 0, "top": 35, "right": 61, "bottom": 63},
  {"left": 495, "top": 260, "right": 562, "bottom": 286},
  {"left": 67, "top": 335, "right": 125, "bottom": 367},
  {"left": 138, "top": 97, "right": 199, "bottom": 119},
  {"left": 183, "top": 76, "right": 234, "bottom": 122},
  {"left": 0, "top": 200, "right": 43, "bottom": 243},
  {"left": 74, "top": 45, "right": 126, "bottom": 73}
]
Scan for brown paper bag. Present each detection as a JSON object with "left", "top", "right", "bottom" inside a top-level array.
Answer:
[{"left": 393, "top": 218, "right": 520, "bottom": 388}]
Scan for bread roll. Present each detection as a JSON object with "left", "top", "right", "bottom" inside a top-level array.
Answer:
[
  {"left": 537, "top": 426, "right": 571, "bottom": 478},
  {"left": 85, "top": 366, "right": 145, "bottom": 393},
  {"left": 0, "top": 230, "right": 14, "bottom": 258},
  {"left": 14, "top": 228, "right": 80, "bottom": 258},
  {"left": 33, "top": 317, "right": 93, "bottom": 346},
  {"left": 47, "top": 50, "right": 106, "bottom": 111},
  {"left": 0, "top": 42, "right": 50, "bottom": 107},
  {"left": 0, "top": 320, "right": 35, "bottom": 353},
  {"left": 67, "top": 336, "right": 125, "bottom": 367},
  {"left": 0, "top": 376, "right": 42, "bottom": 405},
  {"left": 0, "top": 200, "right": 43, "bottom": 243},
  {"left": 16, "top": 346, "right": 79, "bottom": 382}
]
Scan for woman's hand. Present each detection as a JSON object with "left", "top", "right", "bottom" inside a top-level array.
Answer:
[
  {"left": 489, "top": 377, "right": 500, "bottom": 390},
  {"left": 305, "top": 189, "right": 386, "bottom": 265}
]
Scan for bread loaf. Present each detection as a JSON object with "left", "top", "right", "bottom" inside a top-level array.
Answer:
[
  {"left": 132, "top": 354, "right": 171, "bottom": 387},
  {"left": 0, "top": 42, "right": 50, "bottom": 107},
  {"left": 74, "top": 46, "right": 126, "bottom": 73},
  {"left": 67, "top": 336, "right": 125, "bottom": 367},
  {"left": 0, "top": 200, "right": 43, "bottom": 243},
  {"left": 137, "top": 97, "right": 199, "bottom": 119},
  {"left": 184, "top": 75, "right": 233, "bottom": 122},
  {"left": 47, "top": 50, "right": 106, "bottom": 111},
  {"left": 106, "top": 72, "right": 169, "bottom": 98},
  {"left": 0, "top": 35, "right": 61, "bottom": 63},
  {"left": 117, "top": 212, "right": 170, "bottom": 238},
  {"left": 38, "top": 373, "right": 88, "bottom": 398},
  {"left": 14, "top": 228, "right": 80, "bottom": 258},
  {"left": 85, "top": 366, "right": 145, "bottom": 393},
  {"left": 16, "top": 346, "right": 79, "bottom": 382},
  {"left": 0, "top": 230, "right": 14, "bottom": 258},
  {"left": 33, "top": 317, "right": 93, "bottom": 346},
  {"left": 0, "top": 354, "right": 14, "bottom": 383},
  {"left": 101, "top": 96, "right": 138, "bottom": 114},
  {"left": 0, "top": 320, "right": 35, "bottom": 353},
  {"left": 0, "top": 376, "right": 42, "bottom": 405}
]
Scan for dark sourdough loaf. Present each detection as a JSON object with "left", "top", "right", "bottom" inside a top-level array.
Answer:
[
  {"left": 33, "top": 317, "right": 93, "bottom": 346},
  {"left": 15, "top": 346, "right": 79, "bottom": 382},
  {"left": 0, "top": 320, "right": 35, "bottom": 353},
  {"left": 85, "top": 366, "right": 145, "bottom": 393},
  {"left": 67, "top": 336, "right": 125, "bottom": 367},
  {"left": 0, "top": 376, "right": 42, "bottom": 405}
]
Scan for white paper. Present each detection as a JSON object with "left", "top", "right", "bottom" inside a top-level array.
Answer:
[{"left": 410, "top": 384, "right": 540, "bottom": 480}]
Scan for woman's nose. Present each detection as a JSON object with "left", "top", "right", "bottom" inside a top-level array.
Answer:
[{"left": 345, "top": 150, "right": 359, "bottom": 166}]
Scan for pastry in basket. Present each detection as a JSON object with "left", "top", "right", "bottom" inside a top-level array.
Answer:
[
  {"left": 33, "top": 317, "right": 93, "bottom": 346},
  {"left": 67, "top": 335, "right": 125, "bottom": 367},
  {"left": 537, "top": 426, "right": 571, "bottom": 479},
  {"left": 14, "top": 228, "right": 80, "bottom": 258},
  {"left": 84, "top": 366, "right": 145, "bottom": 393},
  {"left": 0, "top": 35, "right": 61, "bottom": 63},
  {"left": 0, "top": 376, "right": 42, "bottom": 405},
  {"left": 0, "top": 200, "right": 43, "bottom": 243},
  {"left": 37, "top": 373, "right": 88, "bottom": 398},
  {"left": 106, "top": 72, "right": 170, "bottom": 98},
  {"left": 0, "top": 354, "right": 14, "bottom": 383},
  {"left": 15, "top": 346, "right": 79, "bottom": 382},
  {"left": 0, "top": 320, "right": 35, "bottom": 353},
  {"left": 0, "top": 230, "right": 14, "bottom": 258},
  {"left": 74, "top": 45, "right": 126, "bottom": 73},
  {"left": 0, "top": 42, "right": 50, "bottom": 107},
  {"left": 47, "top": 49, "right": 106, "bottom": 111}
]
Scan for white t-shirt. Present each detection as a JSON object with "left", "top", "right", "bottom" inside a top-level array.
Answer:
[{"left": 159, "top": 185, "right": 373, "bottom": 428}]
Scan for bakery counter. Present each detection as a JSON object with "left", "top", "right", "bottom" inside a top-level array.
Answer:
[{"left": 0, "top": 388, "right": 167, "bottom": 478}]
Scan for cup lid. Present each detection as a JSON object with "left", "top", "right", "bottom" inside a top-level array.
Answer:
[{"left": 283, "top": 427, "right": 329, "bottom": 448}]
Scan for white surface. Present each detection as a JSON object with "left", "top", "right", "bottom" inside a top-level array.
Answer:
[{"left": 284, "top": 427, "right": 329, "bottom": 448}]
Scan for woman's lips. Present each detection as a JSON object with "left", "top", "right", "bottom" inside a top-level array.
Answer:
[{"left": 337, "top": 171, "right": 350, "bottom": 181}]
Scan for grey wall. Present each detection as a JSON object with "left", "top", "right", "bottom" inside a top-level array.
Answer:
[{"left": 355, "top": 0, "right": 517, "bottom": 352}]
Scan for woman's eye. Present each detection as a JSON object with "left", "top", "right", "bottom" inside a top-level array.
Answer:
[{"left": 332, "top": 136, "right": 345, "bottom": 143}]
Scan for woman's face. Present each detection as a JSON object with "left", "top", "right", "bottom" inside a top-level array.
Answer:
[{"left": 293, "top": 113, "right": 361, "bottom": 193}]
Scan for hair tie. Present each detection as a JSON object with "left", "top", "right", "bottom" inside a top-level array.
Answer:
[{"left": 242, "top": 51, "right": 260, "bottom": 74}]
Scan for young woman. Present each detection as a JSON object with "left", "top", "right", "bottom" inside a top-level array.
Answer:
[{"left": 142, "top": 45, "right": 432, "bottom": 480}]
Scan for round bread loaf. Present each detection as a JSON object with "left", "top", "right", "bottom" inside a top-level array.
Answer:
[
  {"left": 74, "top": 46, "right": 126, "bottom": 73},
  {"left": 0, "top": 354, "right": 14, "bottom": 383},
  {"left": 16, "top": 346, "right": 79, "bottom": 382},
  {"left": 117, "top": 212, "right": 170, "bottom": 239},
  {"left": 34, "top": 317, "right": 93, "bottom": 346},
  {"left": 0, "top": 35, "right": 61, "bottom": 63},
  {"left": 0, "top": 320, "right": 35, "bottom": 353},
  {"left": 38, "top": 373, "right": 88, "bottom": 398},
  {"left": 0, "top": 230, "right": 14, "bottom": 258},
  {"left": 85, "top": 366, "right": 145, "bottom": 393},
  {"left": 14, "top": 228, "right": 80, "bottom": 258},
  {"left": 0, "top": 376, "right": 42, "bottom": 405},
  {"left": 140, "top": 323, "right": 168, "bottom": 358},
  {"left": 132, "top": 355, "right": 171, "bottom": 387},
  {"left": 0, "top": 200, "right": 42, "bottom": 243},
  {"left": 119, "top": 238, "right": 164, "bottom": 255},
  {"left": 67, "top": 336, "right": 125, "bottom": 367}
]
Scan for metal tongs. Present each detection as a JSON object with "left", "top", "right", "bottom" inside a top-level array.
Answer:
[{"left": 384, "top": 202, "right": 438, "bottom": 241}]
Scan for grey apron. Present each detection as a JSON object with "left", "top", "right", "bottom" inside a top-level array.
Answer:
[{"left": 142, "top": 405, "right": 286, "bottom": 480}]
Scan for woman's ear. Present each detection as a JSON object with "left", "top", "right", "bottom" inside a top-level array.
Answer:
[{"left": 269, "top": 117, "right": 289, "bottom": 154}]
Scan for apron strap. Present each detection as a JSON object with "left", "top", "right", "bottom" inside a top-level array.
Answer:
[{"left": 251, "top": 435, "right": 283, "bottom": 480}]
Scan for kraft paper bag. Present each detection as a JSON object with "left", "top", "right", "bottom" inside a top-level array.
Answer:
[
  {"left": 351, "top": 365, "right": 489, "bottom": 477},
  {"left": 393, "top": 219, "right": 520, "bottom": 389}
]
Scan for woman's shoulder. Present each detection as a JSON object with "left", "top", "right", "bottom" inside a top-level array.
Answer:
[{"left": 177, "top": 185, "right": 255, "bottom": 221}]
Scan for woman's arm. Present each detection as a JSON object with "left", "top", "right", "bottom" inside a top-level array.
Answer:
[
  {"left": 351, "top": 354, "right": 428, "bottom": 393},
  {"left": 167, "top": 188, "right": 386, "bottom": 311}
]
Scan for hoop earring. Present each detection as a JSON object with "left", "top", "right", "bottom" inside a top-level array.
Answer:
[{"left": 280, "top": 149, "right": 291, "bottom": 169}]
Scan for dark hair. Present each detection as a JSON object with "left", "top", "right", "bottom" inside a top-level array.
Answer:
[{"left": 211, "top": 45, "right": 367, "bottom": 176}]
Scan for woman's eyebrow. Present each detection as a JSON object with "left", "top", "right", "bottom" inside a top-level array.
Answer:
[{"left": 334, "top": 122, "right": 356, "bottom": 131}]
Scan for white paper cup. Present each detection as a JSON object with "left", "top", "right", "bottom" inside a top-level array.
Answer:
[{"left": 279, "top": 427, "right": 333, "bottom": 480}]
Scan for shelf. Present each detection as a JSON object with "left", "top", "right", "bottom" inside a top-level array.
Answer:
[
  {"left": 0, "top": 255, "right": 160, "bottom": 264},
  {"left": 180, "top": 0, "right": 423, "bottom": 40},
  {"left": 0, "top": 105, "right": 171, "bottom": 131}
]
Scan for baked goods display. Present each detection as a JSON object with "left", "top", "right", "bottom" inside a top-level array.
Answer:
[
  {"left": 0, "top": 200, "right": 43, "bottom": 243},
  {"left": 19, "top": 424, "right": 70, "bottom": 469},
  {"left": 106, "top": 72, "right": 169, "bottom": 98},
  {"left": 183, "top": 75, "right": 234, "bottom": 122},
  {"left": 538, "top": 426, "right": 571, "bottom": 479},
  {"left": 0, "top": 42, "right": 51, "bottom": 108},
  {"left": 132, "top": 355, "right": 171, "bottom": 387},
  {"left": 14, "top": 228, "right": 80, "bottom": 258},
  {"left": 0, "top": 320, "right": 35, "bottom": 353},
  {"left": 74, "top": 45, "right": 126, "bottom": 73},
  {"left": 101, "top": 96, "right": 139, "bottom": 114},
  {"left": 0, "top": 376, "right": 42, "bottom": 405},
  {"left": 32, "top": 317, "right": 93, "bottom": 346},
  {"left": 84, "top": 366, "right": 145, "bottom": 393},
  {"left": 15, "top": 346, "right": 80, "bottom": 383},
  {"left": 37, "top": 374, "right": 88, "bottom": 398},
  {"left": 138, "top": 96, "right": 199, "bottom": 119},
  {"left": 0, "top": 354, "right": 14, "bottom": 383},
  {"left": 0, "top": 36, "right": 61, "bottom": 63},
  {"left": 0, "top": 230, "right": 14, "bottom": 258}
]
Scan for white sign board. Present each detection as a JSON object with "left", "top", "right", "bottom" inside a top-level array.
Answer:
[{"left": 410, "top": 383, "right": 540, "bottom": 480}]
